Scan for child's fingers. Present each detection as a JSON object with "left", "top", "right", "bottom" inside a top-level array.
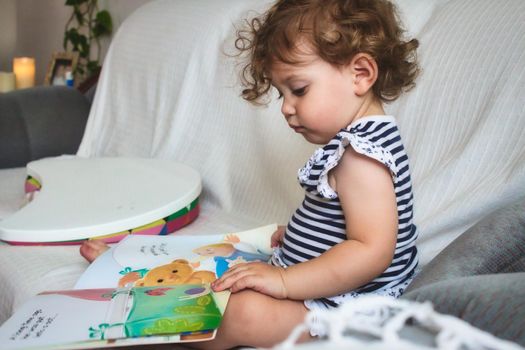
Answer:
[
  {"left": 270, "top": 226, "right": 285, "bottom": 247},
  {"left": 215, "top": 263, "right": 253, "bottom": 283},
  {"left": 212, "top": 262, "right": 265, "bottom": 290},
  {"left": 270, "top": 236, "right": 280, "bottom": 248},
  {"left": 218, "top": 269, "right": 264, "bottom": 293},
  {"left": 212, "top": 264, "right": 253, "bottom": 291},
  {"left": 228, "top": 274, "right": 261, "bottom": 293},
  {"left": 211, "top": 262, "right": 287, "bottom": 299}
]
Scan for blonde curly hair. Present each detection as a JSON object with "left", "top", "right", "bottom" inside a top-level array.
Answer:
[{"left": 235, "top": 0, "right": 420, "bottom": 104}]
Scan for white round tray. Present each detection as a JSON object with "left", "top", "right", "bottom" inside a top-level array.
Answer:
[{"left": 0, "top": 156, "right": 201, "bottom": 244}]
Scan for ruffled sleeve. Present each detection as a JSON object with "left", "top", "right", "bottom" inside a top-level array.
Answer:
[{"left": 298, "top": 126, "right": 398, "bottom": 200}]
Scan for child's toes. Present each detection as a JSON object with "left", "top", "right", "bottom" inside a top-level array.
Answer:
[{"left": 80, "top": 240, "right": 109, "bottom": 263}]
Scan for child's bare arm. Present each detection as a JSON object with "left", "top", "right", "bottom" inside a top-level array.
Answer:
[{"left": 214, "top": 148, "right": 398, "bottom": 300}]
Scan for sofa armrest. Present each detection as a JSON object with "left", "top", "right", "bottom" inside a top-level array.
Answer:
[{"left": 0, "top": 86, "right": 90, "bottom": 169}]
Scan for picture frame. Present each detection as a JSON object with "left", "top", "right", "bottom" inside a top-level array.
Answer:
[{"left": 44, "top": 51, "right": 79, "bottom": 86}]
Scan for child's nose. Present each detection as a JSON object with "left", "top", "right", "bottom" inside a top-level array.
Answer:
[{"left": 281, "top": 98, "right": 295, "bottom": 119}]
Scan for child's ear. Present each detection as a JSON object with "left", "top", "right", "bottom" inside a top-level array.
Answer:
[{"left": 349, "top": 53, "right": 378, "bottom": 96}]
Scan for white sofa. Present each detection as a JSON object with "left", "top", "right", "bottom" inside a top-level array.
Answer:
[{"left": 1, "top": 0, "right": 524, "bottom": 346}]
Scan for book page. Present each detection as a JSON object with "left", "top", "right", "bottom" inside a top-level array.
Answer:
[
  {"left": 0, "top": 286, "right": 223, "bottom": 349},
  {"left": 0, "top": 289, "right": 116, "bottom": 350},
  {"left": 75, "top": 224, "right": 276, "bottom": 313},
  {"left": 75, "top": 224, "right": 276, "bottom": 290}
]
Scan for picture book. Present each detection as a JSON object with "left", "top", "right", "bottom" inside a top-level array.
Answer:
[{"left": 0, "top": 224, "right": 276, "bottom": 349}]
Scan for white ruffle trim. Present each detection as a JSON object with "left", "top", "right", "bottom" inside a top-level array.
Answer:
[{"left": 298, "top": 132, "right": 398, "bottom": 199}]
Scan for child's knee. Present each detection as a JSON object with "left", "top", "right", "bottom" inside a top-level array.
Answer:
[{"left": 223, "top": 290, "right": 261, "bottom": 325}]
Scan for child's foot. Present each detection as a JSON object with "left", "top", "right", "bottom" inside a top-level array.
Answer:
[{"left": 80, "top": 240, "right": 110, "bottom": 263}]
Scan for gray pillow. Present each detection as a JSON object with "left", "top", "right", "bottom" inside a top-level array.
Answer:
[
  {"left": 401, "top": 199, "right": 525, "bottom": 346},
  {"left": 406, "top": 199, "right": 525, "bottom": 292},
  {"left": 403, "top": 273, "right": 525, "bottom": 346}
]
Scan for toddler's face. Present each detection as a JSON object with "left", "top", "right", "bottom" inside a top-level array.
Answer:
[{"left": 270, "top": 52, "right": 363, "bottom": 144}]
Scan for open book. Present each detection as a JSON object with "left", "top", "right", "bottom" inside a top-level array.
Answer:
[{"left": 0, "top": 224, "right": 276, "bottom": 349}]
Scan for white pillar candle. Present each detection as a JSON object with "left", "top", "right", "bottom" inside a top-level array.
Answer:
[
  {"left": 13, "top": 57, "right": 36, "bottom": 89},
  {"left": 0, "top": 72, "right": 16, "bottom": 93}
]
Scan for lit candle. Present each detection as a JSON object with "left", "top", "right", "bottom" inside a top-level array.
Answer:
[
  {"left": 0, "top": 72, "right": 16, "bottom": 93},
  {"left": 13, "top": 57, "right": 36, "bottom": 89}
]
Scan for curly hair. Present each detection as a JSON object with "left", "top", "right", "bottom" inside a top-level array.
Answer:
[{"left": 235, "top": 0, "right": 420, "bottom": 104}]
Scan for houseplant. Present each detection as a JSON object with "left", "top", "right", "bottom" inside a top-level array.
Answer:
[{"left": 63, "top": 0, "right": 112, "bottom": 83}]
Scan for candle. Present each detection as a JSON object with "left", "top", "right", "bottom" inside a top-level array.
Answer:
[
  {"left": 0, "top": 72, "right": 16, "bottom": 93},
  {"left": 13, "top": 57, "right": 36, "bottom": 89}
]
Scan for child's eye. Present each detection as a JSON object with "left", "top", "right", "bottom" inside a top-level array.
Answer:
[
  {"left": 277, "top": 90, "right": 283, "bottom": 99},
  {"left": 293, "top": 87, "right": 307, "bottom": 96}
]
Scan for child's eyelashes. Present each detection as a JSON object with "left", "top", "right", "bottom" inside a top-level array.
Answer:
[
  {"left": 292, "top": 86, "right": 307, "bottom": 96},
  {"left": 274, "top": 86, "right": 307, "bottom": 99}
]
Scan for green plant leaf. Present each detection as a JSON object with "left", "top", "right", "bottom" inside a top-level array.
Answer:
[
  {"left": 64, "top": 0, "right": 111, "bottom": 83},
  {"left": 78, "top": 36, "right": 90, "bottom": 58},
  {"left": 87, "top": 60, "right": 100, "bottom": 74},
  {"left": 92, "top": 10, "right": 113, "bottom": 37},
  {"left": 74, "top": 7, "right": 84, "bottom": 25},
  {"left": 65, "top": 0, "right": 88, "bottom": 6},
  {"left": 63, "top": 28, "right": 80, "bottom": 50}
]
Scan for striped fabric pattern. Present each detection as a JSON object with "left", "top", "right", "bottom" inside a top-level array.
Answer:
[{"left": 281, "top": 116, "right": 418, "bottom": 301}]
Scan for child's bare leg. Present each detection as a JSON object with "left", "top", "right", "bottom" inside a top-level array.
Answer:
[
  {"left": 79, "top": 240, "right": 110, "bottom": 263},
  {"left": 191, "top": 290, "right": 312, "bottom": 349}
]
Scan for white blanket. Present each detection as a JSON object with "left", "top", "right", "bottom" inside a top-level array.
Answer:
[{"left": 1, "top": 0, "right": 524, "bottom": 324}]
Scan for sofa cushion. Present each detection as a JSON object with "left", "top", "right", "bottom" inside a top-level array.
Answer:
[
  {"left": 403, "top": 273, "right": 525, "bottom": 346},
  {"left": 402, "top": 198, "right": 525, "bottom": 346},
  {"left": 406, "top": 199, "right": 525, "bottom": 292}
]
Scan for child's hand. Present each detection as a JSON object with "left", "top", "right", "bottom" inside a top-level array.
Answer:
[
  {"left": 271, "top": 225, "right": 286, "bottom": 248},
  {"left": 211, "top": 262, "right": 288, "bottom": 299}
]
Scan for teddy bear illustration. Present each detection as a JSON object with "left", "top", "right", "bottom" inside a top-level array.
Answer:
[{"left": 118, "top": 259, "right": 216, "bottom": 287}]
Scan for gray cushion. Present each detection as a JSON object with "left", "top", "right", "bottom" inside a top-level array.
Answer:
[
  {"left": 403, "top": 273, "right": 525, "bottom": 346},
  {"left": 0, "top": 86, "right": 90, "bottom": 169},
  {"left": 401, "top": 199, "right": 525, "bottom": 346},
  {"left": 406, "top": 199, "right": 525, "bottom": 292}
]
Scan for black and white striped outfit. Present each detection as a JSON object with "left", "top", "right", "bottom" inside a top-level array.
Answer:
[{"left": 272, "top": 115, "right": 418, "bottom": 311}]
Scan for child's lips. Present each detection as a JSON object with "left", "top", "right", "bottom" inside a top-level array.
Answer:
[{"left": 290, "top": 125, "right": 304, "bottom": 133}]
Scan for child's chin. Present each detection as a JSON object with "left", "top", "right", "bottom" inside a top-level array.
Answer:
[{"left": 303, "top": 133, "right": 328, "bottom": 145}]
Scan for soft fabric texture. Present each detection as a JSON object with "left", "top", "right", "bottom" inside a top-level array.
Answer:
[
  {"left": 0, "top": 0, "right": 524, "bottom": 335},
  {"left": 0, "top": 86, "right": 90, "bottom": 169},
  {"left": 385, "top": 0, "right": 525, "bottom": 263},
  {"left": 304, "top": 276, "right": 414, "bottom": 338},
  {"left": 0, "top": 168, "right": 26, "bottom": 220},
  {"left": 405, "top": 200, "right": 525, "bottom": 292},
  {"left": 403, "top": 273, "right": 525, "bottom": 345},
  {"left": 402, "top": 199, "right": 525, "bottom": 345}
]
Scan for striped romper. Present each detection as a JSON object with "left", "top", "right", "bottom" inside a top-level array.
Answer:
[{"left": 272, "top": 115, "right": 419, "bottom": 313}]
